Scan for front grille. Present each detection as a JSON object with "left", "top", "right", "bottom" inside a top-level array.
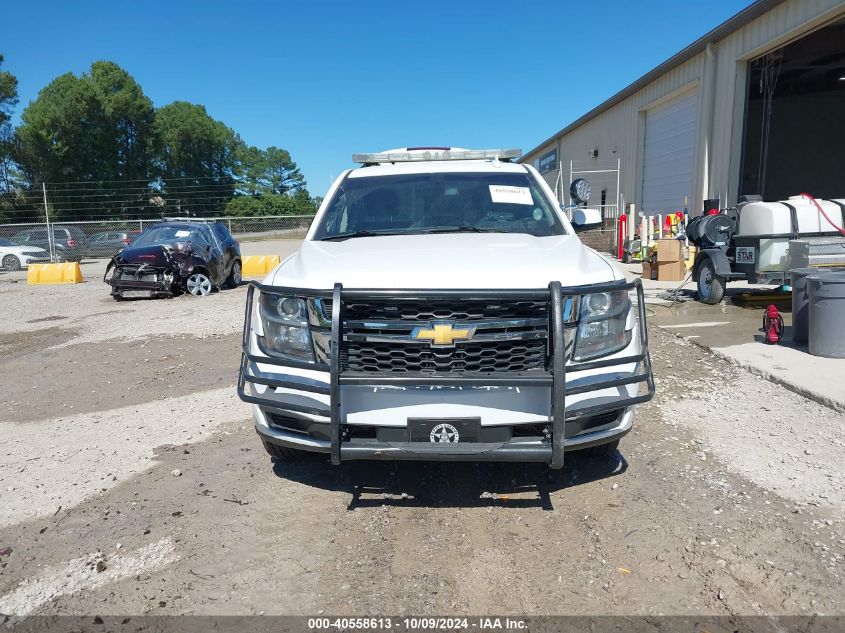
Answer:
[
  {"left": 338, "top": 297, "right": 550, "bottom": 375},
  {"left": 329, "top": 298, "right": 548, "bottom": 321},
  {"left": 119, "top": 272, "right": 160, "bottom": 283},
  {"left": 343, "top": 338, "right": 547, "bottom": 374},
  {"left": 115, "top": 265, "right": 163, "bottom": 283}
]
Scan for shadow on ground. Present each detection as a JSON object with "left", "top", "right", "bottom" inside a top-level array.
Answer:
[{"left": 271, "top": 450, "right": 627, "bottom": 511}]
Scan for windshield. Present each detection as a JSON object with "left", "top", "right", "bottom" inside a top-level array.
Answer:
[
  {"left": 313, "top": 171, "right": 565, "bottom": 240},
  {"left": 131, "top": 226, "right": 207, "bottom": 247}
]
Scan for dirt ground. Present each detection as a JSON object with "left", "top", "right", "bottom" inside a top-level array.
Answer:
[{"left": 0, "top": 274, "right": 843, "bottom": 617}]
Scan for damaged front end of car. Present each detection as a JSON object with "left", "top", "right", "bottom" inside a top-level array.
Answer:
[{"left": 105, "top": 242, "right": 206, "bottom": 300}]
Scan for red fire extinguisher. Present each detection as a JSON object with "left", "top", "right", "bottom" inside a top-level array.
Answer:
[{"left": 763, "top": 305, "right": 784, "bottom": 344}]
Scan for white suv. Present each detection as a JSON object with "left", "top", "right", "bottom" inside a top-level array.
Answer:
[{"left": 237, "top": 148, "right": 653, "bottom": 469}]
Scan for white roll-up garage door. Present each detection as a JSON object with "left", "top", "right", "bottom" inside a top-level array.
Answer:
[{"left": 641, "top": 89, "right": 698, "bottom": 214}]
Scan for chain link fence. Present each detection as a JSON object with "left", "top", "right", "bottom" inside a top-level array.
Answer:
[
  {"left": 1, "top": 213, "right": 618, "bottom": 262},
  {"left": 0, "top": 215, "right": 315, "bottom": 260},
  {"left": 577, "top": 228, "right": 616, "bottom": 254}
]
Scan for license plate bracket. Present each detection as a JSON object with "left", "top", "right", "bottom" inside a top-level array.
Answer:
[{"left": 408, "top": 417, "right": 481, "bottom": 443}]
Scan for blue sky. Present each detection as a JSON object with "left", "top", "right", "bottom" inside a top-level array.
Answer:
[{"left": 3, "top": 0, "right": 749, "bottom": 195}]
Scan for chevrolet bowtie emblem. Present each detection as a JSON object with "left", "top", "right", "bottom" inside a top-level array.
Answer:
[{"left": 411, "top": 322, "right": 476, "bottom": 346}]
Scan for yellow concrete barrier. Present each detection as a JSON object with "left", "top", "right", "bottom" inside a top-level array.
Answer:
[
  {"left": 27, "top": 262, "right": 84, "bottom": 285},
  {"left": 685, "top": 245, "right": 697, "bottom": 270},
  {"left": 241, "top": 255, "right": 281, "bottom": 278}
]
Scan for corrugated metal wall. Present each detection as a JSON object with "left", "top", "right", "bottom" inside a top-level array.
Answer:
[{"left": 525, "top": 0, "right": 845, "bottom": 216}]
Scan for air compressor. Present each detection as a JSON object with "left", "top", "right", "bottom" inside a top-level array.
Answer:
[{"left": 689, "top": 194, "right": 845, "bottom": 304}]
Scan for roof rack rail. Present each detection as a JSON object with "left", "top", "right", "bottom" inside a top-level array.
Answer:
[{"left": 352, "top": 147, "right": 522, "bottom": 165}]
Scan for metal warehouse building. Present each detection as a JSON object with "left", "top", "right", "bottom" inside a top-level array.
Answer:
[{"left": 522, "top": 0, "right": 845, "bottom": 220}]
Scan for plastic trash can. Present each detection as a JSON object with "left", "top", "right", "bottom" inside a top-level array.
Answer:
[
  {"left": 807, "top": 271, "right": 845, "bottom": 358},
  {"left": 791, "top": 267, "right": 845, "bottom": 343}
]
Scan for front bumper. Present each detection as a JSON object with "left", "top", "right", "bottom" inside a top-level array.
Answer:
[
  {"left": 106, "top": 265, "right": 175, "bottom": 297},
  {"left": 19, "top": 254, "right": 51, "bottom": 266},
  {"left": 253, "top": 405, "right": 635, "bottom": 461},
  {"left": 237, "top": 280, "right": 654, "bottom": 469}
]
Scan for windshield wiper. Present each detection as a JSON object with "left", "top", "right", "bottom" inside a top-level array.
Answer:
[
  {"left": 321, "top": 226, "right": 509, "bottom": 241},
  {"left": 423, "top": 226, "right": 505, "bottom": 234},
  {"left": 320, "top": 230, "right": 405, "bottom": 241}
]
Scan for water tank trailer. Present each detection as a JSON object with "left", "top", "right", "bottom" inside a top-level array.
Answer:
[{"left": 690, "top": 194, "right": 845, "bottom": 304}]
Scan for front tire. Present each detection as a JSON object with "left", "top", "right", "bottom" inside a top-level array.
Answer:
[
  {"left": 263, "top": 441, "right": 313, "bottom": 462},
  {"left": 697, "top": 258, "right": 726, "bottom": 304},
  {"left": 186, "top": 272, "right": 212, "bottom": 296},
  {"left": 2, "top": 255, "right": 21, "bottom": 271},
  {"left": 580, "top": 439, "right": 620, "bottom": 458}
]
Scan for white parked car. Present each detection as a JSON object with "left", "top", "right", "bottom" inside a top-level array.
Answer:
[
  {"left": 0, "top": 238, "right": 50, "bottom": 271},
  {"left": 237, "top": 148, "right": 654, "bottom": 469}
]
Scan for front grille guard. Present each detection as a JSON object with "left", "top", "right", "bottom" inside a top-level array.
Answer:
[{"left": 237, "top": 278, "right": 655, "bottom": 469}]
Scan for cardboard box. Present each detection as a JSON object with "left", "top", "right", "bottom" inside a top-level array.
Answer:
[
  {"left": 641, "top": 261, "right": 657, "bottom": 280},
  {"left": 656, "top": 238, "right": 683, "bottom": 262},
  {"left": 657, "top": 260, "right": 687, "bottom": 282}
]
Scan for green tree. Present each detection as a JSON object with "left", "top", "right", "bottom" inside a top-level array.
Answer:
[
  {"left": 16, "top": 72, "right": 106, "bottom": 187},
  {"left": 237, "top": 145, "right": 305, "bottom": 196},
  {"left": 155, "top": 101, "right": 240, "bottom": 214},
  {"left": 225, "top": 193, "right": 297, "bottom": 217},
  {"left": 0, "top": 54, "right": 19, "bottom": 220},
  {"left": 291, "top": 188, "right": 318, "bottom": 215},
  {"left": 14, "top": 61, "right": 157, "bottom": 219},
  {"left": 0, "top": 54, "right": 18, "bottom": 129},
  {"left": 225, "top": 190, "right": 318, "bottom": 218},
  {"left": 90, "top": 61, "right": 157, "bottom": 184}
]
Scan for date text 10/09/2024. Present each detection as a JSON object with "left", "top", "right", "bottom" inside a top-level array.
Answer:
[{"left": 307, "top": 617, "right": 528, "bottom": 630}]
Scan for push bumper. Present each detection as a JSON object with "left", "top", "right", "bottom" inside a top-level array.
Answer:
[{"left": 238, "top": 279, "right": 654, "bottom": 469}]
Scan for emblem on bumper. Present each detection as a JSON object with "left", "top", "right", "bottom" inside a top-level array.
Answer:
[{"left": 429, "top": 423, "right": 460, "bottom": 443}]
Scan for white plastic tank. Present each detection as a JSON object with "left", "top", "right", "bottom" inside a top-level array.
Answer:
[{"left": 736, "top": 197, "right": 845, "bottom": 271}]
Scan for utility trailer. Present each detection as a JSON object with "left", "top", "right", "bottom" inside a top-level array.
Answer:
[{"left": 690, "top": 195, "right": 845, "bottom": 304}]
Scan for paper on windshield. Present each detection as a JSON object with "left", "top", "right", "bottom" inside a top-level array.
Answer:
[
  {"left": 489, "top": 185, "right": 532, "bottom": 205},
  {"left": 175, "top": 230, "right": 191, "bottom": 238}
]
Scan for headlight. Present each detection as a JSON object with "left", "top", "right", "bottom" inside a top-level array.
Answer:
[
  {"left": 258, "top": 293, "right": 315, "bottom": 363},
  {"left": 573, "top": 289, "right": 633, "bottom": 361}
]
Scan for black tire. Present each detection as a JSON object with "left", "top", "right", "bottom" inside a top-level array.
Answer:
[
  {"left": 2, "top": 255, "right": 21, "bottom": 271},
  {"left": 263, "top": 441, "right": 312, "bottom": 462},
  {"left": 225, "top": 260, "right": 242, "bottom": 289},
  {"left": 579, "top": 439, "right": 620, "bottom": 458},
  {"left": 696, "top": 258, "right": 726, "bottom": 304}
]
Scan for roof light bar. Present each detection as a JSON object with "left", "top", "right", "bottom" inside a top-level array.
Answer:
[{"left": 352, "top": 148, "right": 522, "bottom": 164}]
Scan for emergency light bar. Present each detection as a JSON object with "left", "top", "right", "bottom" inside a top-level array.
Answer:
[{"left": 352, "top": 147, "right": 522, "bottom": 164}]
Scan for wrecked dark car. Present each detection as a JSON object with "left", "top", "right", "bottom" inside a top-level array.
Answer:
[{"left": 105, "top": 221, "right": 241, "bottom": 300}]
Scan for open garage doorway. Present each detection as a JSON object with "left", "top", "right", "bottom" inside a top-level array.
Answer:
[{"left": 740, "top": 15, "right": 845, "bottom": 201}]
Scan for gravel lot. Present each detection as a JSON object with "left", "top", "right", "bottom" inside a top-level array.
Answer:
[{"left": 0, "top": 261, "right": 843, "bottom": 617}]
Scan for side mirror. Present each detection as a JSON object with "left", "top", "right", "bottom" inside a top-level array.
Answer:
[{"left": 571, "top": 207, "right": 602, "bottom": 233}]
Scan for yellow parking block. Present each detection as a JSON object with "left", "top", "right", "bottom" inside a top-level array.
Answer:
[
  {"left": 241, "top": 255, "right": 281, "bottom": 278},
  {"left": 27, "top": 262, "right": 84, "bottom": 285}
]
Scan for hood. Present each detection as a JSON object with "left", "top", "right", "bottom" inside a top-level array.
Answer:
[
  {"left": 270, "top": 233, "right": 619, "bottom": 290},
  {"left": 116, "top": 243, "right": 193, "bottom": 267}
]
